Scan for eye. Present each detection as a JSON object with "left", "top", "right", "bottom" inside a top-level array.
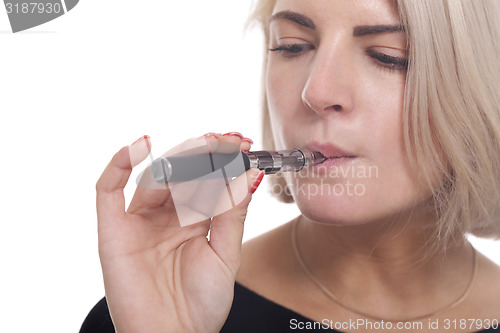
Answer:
[
  {"left": 269, "top": 44, "right": 315, "bottom": 59},
  {"left": 366, "top": 50, "right": 408, "bottom": 71}
]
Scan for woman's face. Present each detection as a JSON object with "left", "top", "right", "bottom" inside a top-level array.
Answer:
[{"left": 267, "top": 0, "right": 433, "bottom": 225}]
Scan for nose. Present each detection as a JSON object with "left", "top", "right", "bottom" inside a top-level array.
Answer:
[{"left": 301, "top": 45, "right": 354, "bottom": 114}]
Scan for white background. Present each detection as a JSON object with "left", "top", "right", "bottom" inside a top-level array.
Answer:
[{"left": 0, "top": 1, "right": 498, "bottom": 332}]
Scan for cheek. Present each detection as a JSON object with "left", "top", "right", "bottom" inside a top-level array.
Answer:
[
  {"left": 360, "top": 70, "right": 407, "bottom": 169},
  {"left": 266, "top": 59, "right": 307, "bottom": 148},
  {"left": 266, "top": 59, "right": 289, "bottom": 115},
  {"left": 363, "top": 83, "right": 432, "bottom": 212}
]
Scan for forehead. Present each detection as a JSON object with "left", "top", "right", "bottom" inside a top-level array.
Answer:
[{"left": 272, "top": 0, "right": 401, "bottom": 25}]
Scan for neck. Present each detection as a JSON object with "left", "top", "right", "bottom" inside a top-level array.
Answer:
[{"left": 294, "top": 210, "right": 475, "bottom": 320}]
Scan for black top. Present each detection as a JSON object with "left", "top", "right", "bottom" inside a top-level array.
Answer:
[{"left": 80, "top": 282, "right": 499, "bottom": 333}]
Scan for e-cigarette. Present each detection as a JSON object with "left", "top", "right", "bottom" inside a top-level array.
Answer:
[{"left": 149, "top": 148, "right": 326, "bottom": 183}]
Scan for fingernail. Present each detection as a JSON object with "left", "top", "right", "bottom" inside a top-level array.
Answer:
[
  {"left": 132, "top": 135, "right": 150, "bottom": 146},
  {"left": 249, "top": 171, "right": 265, "bottom": 195},
  {"left": 129, "top": 135, "right": 151, "bottom": 168},
  {"left": 242, "top": 137, "right": 254, "bottom": 145},
  {"left": 222, "top": 132, "right": 244, "bottom": 139}
]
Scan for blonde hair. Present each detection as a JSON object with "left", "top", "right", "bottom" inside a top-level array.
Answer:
[{"left": 248, "top": 0, "right": 500, "bottom": 244}]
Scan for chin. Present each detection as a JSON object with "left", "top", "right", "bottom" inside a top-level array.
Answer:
[
  {"left": 293, "top": 187, "right": 435, "bottom": 228},
  {"left": 293, "top": 192, "right": 371, "bottom": 226}
]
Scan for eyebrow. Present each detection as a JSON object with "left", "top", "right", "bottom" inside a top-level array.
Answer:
[
  {"left": 270, "top": 11, "right": 405, "bottom": 37},
  {"left": 269, "top": 11, "right": 315, "bottom": 29},
  {"left": 353, "top": 25, "right": 405, "bottom": 36}
]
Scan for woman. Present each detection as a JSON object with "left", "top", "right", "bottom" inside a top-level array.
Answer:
[{"left": 81, "top": 0, "right": 500, "bottom": 332}]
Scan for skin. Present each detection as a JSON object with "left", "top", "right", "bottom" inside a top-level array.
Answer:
[
  {"left": 96, "top": 0, "right": 500, "bottom": 332},
  {"left": 236, "top": 0, "right": 500, "bottom": 331}
]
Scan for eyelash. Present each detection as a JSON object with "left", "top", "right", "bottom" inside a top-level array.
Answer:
[
  {"left": 269, "top": 44, "right": 408, "bottom": 71},
  {"left": 365, "top": 49, "right": 408, "bottom": 71},
  {"left": 269, "top": 44, "right": 314, "bottom": 58}
]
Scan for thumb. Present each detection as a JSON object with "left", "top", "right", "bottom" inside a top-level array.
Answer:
[
  {"left": 96, "top": 136, "right": 151, "bottom": 229},
  {"left": 208, "top": 168, "right": 264, "bottom": 275}
]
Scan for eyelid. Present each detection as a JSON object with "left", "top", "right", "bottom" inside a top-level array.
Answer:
[
  {"left": 269, "top": 23, "right": 316, "bottom": 45},
  {"left": 272, "top": 37, "right": 311, "bottom": 46},
  {"left": 269, "top": 37, "right": 315, "bottom": 52},
  {"left": 366, "top": 49, "right": 408, "bottom": 70},
  {"left": 369, "top": 45, "right": 408, "bottom": 57}
]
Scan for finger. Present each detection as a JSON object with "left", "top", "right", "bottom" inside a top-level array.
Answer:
[
  {"left": 218, "top": 132, "right": 243, "bottom": 152},
  {"left": 208, "top": 168, "right": 265, "bottom": 275},
  {"left": 96, "top": 136, "right": 151, "bottom": 224},
  {"left": 219, "top": 132, "right": 253, "bottom": 152},
  {"left": 240, "top": 137, "right": 253, "bottom": 152}
]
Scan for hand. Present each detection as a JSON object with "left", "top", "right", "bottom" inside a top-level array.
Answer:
[{"left": 95, "top": 133, "right": 263, "bottom": 333}]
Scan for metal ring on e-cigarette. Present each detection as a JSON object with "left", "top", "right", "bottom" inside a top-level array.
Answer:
[
  {"left": 292, "top": 148, "right": 307, "bottom": 171},
  {"left": 268, "top": 150, "right": 283, "bottom": 174}
]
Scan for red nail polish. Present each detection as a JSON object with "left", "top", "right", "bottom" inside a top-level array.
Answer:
[
  {"left": 249, "top": 171, "right": 265, "bottom": 194},
  {"left": 132, "top": 135, "right": 150, "bottom": 146},
  {"left": 241, "top": 137, "right": 254, "bottom": 145},
  {"left": 222, "top": 132, "right": 244, "bottom": 139}
]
